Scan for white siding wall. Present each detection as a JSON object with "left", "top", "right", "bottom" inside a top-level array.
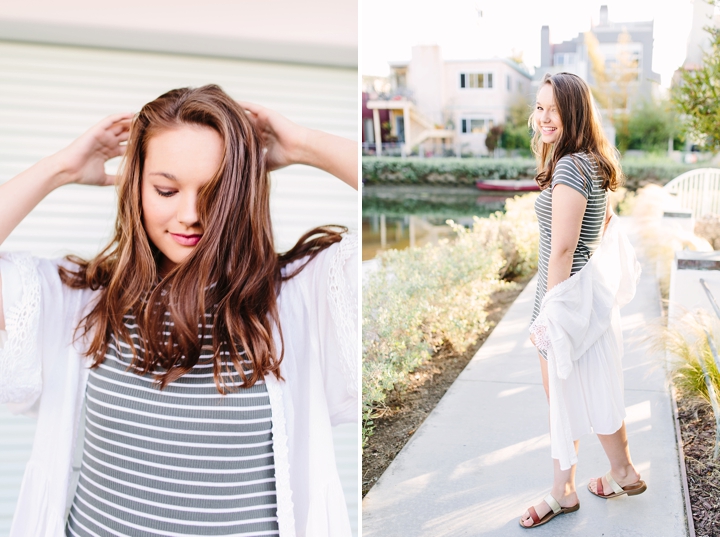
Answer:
[{"left": 0, "top": 41, "right": 358, "bottom": 536}]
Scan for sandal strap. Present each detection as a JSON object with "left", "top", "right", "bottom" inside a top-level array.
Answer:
[
  {"left": 528, "top": 506, "right": 541, "bottom": 525},
  {"left": 543, "top": 494, "right": 561, "bottom": 514},
  {"left": 605, "top": 472, "right": 623, "bottom": 494}
]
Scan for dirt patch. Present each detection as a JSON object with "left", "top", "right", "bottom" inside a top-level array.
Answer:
[
  {"left": 677, "top": 394, "right": 720, "bottom": 536},
  {"left": 362, "top": 274, "right": 533, "bottom": 497}
]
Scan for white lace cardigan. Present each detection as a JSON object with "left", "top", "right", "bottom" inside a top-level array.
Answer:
[
  {"left": 0, "top": 233, "right": 358, "bottom": 537},
  {"left": 529, "top": 216, "right": 641, "bottom": 471}
]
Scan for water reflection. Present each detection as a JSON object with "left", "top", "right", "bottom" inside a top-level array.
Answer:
[{"left": 362, "top": 186, "right": 517, "bottom": 260}]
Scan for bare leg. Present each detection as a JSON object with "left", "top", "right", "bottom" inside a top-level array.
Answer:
[
  {"left": 520, "top": 353, "right": 579, "bottom": 527},
  {"left": 588, "top": 423, "right": 641, "bottom": 494}
]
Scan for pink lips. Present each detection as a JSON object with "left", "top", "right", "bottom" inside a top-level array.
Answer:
[{"left": 170, "top": 233, "right": 203, "bottom": 246}]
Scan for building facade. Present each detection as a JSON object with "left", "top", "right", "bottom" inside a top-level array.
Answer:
[
  {"left": 365, "top": 44, "right": 532, "bottom": 157},
  {"left": 536, "top": 5, "right": 661, "bottom": 104}
]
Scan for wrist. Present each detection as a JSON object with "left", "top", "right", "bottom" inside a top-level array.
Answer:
[
  {"left": 293, "top": 128, "right": 323, "bottom": 168},
  {"left": 40, "top": 154, "right": 75, "bottom": 190}
]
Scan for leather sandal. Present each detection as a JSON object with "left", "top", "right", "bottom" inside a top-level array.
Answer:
[
  {"left": 588, "top": 471, "right": 647, "bottom": 499},
  {"left": 519, "top": 493, "right": 580, "bottom": 529}
]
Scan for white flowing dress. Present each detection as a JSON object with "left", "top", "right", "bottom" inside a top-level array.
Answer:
[
  {"left": 0, "top": 233, "right": 358, "bottom": 537},
  {"left": 529, "top": 216, "right": 641, "bottom": 471}
]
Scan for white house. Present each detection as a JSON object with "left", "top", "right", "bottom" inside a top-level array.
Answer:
[{"left": 366, "top": 44, "right": 532, "bottom": 157}]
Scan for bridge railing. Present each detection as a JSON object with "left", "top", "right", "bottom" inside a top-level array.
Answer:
[{"left": 663, "top": 168, "right": 720, "bottom": 218}]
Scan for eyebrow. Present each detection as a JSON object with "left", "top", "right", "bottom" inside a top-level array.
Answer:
[{"left": 148, "top": 172, "right": 178, "bottom": 181}]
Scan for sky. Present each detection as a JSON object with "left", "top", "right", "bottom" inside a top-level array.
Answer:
[{"left": 361, "top": 0, "right": 708, "bottom": 89}]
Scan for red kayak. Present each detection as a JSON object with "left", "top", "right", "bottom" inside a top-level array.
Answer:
[{"left": 476, "top": 179, "right": 539, "bottom": 192}]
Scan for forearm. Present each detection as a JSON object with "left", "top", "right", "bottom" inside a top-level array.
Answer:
[
  {"left": 295, "top": 129, "right": 358, "bottom": 190},
  {"left": 546, "top": 250, "right": 574, "bottom": 291},
  {"left": 0, "top": 155, "right": 71, "bottom": 248}
]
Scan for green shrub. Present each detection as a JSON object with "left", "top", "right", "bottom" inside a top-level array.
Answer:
[
  {"left": 362, "top": 157, "right": 537, "bottom": 186},
  {"left": 653, "top": 311, "right": 720, "bottom": 405},
  {"left": 361, "top": 193, "right": 539, "bottom": 446},
  {"left": 362, "top": 156, "right": 703, "bottom": 190}
]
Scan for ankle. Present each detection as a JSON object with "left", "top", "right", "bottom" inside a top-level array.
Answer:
[
  {"left": 551, "top": 483, "right": 576, "bottom": 500},
  {"left": 611, "top": 464, "right": 638, "bottom": 481}
]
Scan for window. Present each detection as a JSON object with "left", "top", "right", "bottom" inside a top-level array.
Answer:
[
  {"left": 459, "top": 72, "right": 493, "bottom": 89},
  {"left": 507, "top": 74, "right": 511, "bottom": 91},
  {"left": 461, "top": 117, "right": 494, "bottom": 134},
  {"left": 553, "top": 53, "right": 577, "bottom": 67}
]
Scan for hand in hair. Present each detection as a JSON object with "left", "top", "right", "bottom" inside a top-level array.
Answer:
[
  {"left": 57, "top": 113, "right": 133, "bottom": 187},
  {"left": 238, "top": 101, "right": 357, "bottom": 190}
]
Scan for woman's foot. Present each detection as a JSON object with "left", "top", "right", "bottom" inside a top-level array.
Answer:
[
  {"left": 519, "top": 490, "right": 579, "bottom": 528},
  {"left": 587, "top": 466, "right": 641, "bottom": 497}
]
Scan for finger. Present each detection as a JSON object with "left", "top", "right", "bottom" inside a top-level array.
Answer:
[
  {"left": 99, "top": 112, "right": 134, "bottom": 129},
  {"left": 110, "top": 119, "right": 132, "bottom": 136},
  {"left": 112, "top": 144, "right": 128, "bottom": 158},
  {"left": 236, "top": 101, "right": 262, "bottom": 115},
  {"left": 104, "top": 173, "right": 118, "bottom": 186}
]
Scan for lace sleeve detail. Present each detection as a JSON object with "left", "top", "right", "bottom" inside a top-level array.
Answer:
[
  {"left": 0, "top": 253, "right": 42, "bottom": 405},
  {"left": 327, "top": 233, "right": 358, "bottom": 397},
  {"left": 529, "top": 311, "right": 551, "bottom": 352}
]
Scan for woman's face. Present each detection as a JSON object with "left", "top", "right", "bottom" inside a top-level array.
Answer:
[
  {"left": 535, "top": 83, "right": 562, "bottom": 144},
  {"left": 141, "top": 124, "right": 224, "bottom": 274}
]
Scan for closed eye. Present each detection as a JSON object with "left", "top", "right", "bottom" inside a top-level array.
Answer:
[{"left": 155, "top": 188, "right": 176, "bottom": 198}]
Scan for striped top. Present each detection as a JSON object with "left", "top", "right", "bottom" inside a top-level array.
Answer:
[
  {"left": 531, "top": 153, "right": 608, "bottom": 349},
  {"left": 65, "top": 312, "right": 279, "bottom": 537}
]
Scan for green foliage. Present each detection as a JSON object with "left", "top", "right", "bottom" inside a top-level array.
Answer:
[
  {"left": 672, "top": 11, "right": 720, "bottom": 149},
  {"left": 362, "top": 193, "right": 540, "bottom": 447},
  {"left": 501, "top": 125, "right": 532, "bottom": 151},
  {"left": 501, "top": 97, "right": 533, "bottom": 152},
  {"left": 362, "top": 156, "right": 703, "bottom": 190},
  {"left": 653, "top": 311, "right": 720, "bottom": 405},
  {"left": 485, "top": 125, "right": 503, "bottom": 152},
  {"left": 362, "top": 157, "right": 538, "bottom": 186},
  {"left": 615, "top": 99, "right": 684, "bottom": 153}
]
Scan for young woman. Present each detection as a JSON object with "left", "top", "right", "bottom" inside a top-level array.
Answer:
[
  {"left": 519, "top": 72, "right": 646, "bottom": 529},
  {"left": 0, "top": 85, "right": 357, "bottom": 537}
]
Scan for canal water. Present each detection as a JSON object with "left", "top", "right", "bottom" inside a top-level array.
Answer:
[{"left": 362, "top": 185, "right": 520, "bottom": 260}]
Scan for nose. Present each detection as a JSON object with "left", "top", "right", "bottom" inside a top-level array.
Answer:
[{"left": 177, "top": 192, "right": 200, "bottom": 229}]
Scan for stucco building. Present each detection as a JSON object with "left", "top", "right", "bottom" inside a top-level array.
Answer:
[
  {"left": 535, "top": 5, "right": 661, "bottom": 104},
  {"left": 365, "top": 44, "right": 532, "bottom": 157}
]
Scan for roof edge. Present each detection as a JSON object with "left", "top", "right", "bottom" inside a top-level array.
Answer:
[{"left": 0, "top": 19, "right": 358, "bottom": 69}]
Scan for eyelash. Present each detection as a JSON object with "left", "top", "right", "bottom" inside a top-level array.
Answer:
[{"left": 155, "top": 188, "right": 176, "bottom": 198}]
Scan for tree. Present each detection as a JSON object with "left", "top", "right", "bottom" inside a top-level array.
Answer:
[
  {"left": 585, "top": 29, "right": 637, "bottom": 115},
  {"left": 485, "top": 125, "right": 503, "bottom": 152},
  {"left": 500, "top": 95, "right": 532, "bottom": 152},
  {"left": 615, "top": 99, "right": 684, "bottom": 152},
  {"left": 672, "top": 4, "right": 720, "bottom": 149}
]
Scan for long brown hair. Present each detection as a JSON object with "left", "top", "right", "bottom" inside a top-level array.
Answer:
[
  {"left": 530, "top": 72, "right": 623, "bottom": 191},
  {"left": 60, "top": 85, "right": 346, "bottom": 391}
]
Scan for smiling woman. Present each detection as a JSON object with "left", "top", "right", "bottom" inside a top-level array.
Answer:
[{"left": 0, "top": 84, "right": 358, "bottom": 537}]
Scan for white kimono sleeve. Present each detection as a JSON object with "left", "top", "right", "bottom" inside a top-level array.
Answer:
[
  {"left": 297, "top": 233, "right": 359, "bottom": 426},
  {"left": 0, "top": 253, "right": 90, "bottom": 415},
  {"left": 0, "top": 253, "right": 43, "bottom": 412}
]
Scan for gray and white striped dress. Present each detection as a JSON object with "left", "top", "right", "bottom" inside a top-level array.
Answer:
[
  {"left": 531, "top": 152, "right": 608, "bottom": 357},
  {"left": 65, "top": 312, "right": 279, "bottom": 536}
]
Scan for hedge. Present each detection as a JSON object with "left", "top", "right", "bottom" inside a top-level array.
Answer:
[
  {"left": 362, "top": 193, "right": 540, "bottom": 446},
  {"left": 362, "top": 156, "right": 706, "bottom": 191}
]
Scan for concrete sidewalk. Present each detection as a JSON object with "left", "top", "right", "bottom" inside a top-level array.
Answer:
[{"left": 362, "top": 218, "right": 688, "bottom": 537}]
